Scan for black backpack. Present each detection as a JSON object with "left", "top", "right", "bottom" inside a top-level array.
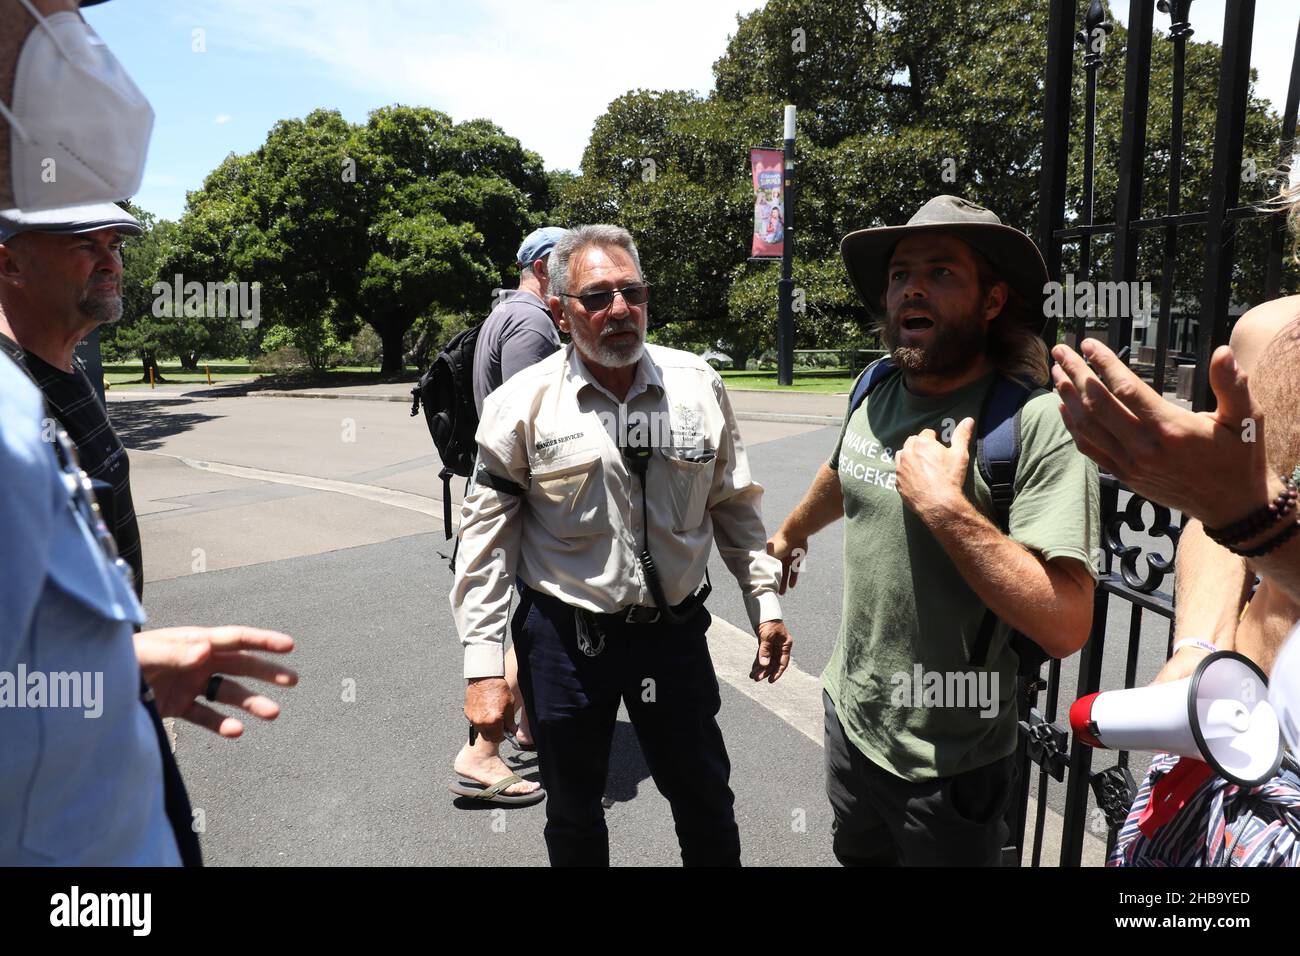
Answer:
[
  {"left": 410, "top": 322, "right": 483, "bottom": 541},
  {"left": 848, "top": 357, "right": 1052, "bottom": 679}
]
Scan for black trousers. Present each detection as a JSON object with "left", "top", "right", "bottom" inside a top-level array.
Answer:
[
  {"left": 512, "top": 585, "right": 741, "bottom": 867},
  {"left": 823, "top": 690, "right": 1015, "bottom": 866}
]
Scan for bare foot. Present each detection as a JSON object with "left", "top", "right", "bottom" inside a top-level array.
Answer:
[
  {"left": 513, "top": 709, "right": 535, "bottom": 749},
  {"left": 453, "top": 740, "right": 540, "bottom": 796}
]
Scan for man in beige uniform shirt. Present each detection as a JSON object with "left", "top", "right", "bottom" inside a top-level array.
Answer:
[{"left": 450, "top": 224, "right": 793, "bottom": 867}]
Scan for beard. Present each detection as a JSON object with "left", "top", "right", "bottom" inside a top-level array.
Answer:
[
  {"left": 570, "top": 311, "right": 645, "bottom": 368},
  {"left": 882, "top": 300, "right": 987, "bottom": 377},
  {"left": 79, "top": 287, "right": 123, "bottom": 325}
]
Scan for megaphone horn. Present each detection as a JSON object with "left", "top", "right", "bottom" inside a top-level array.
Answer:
[{"left": 1070, "top": 651, "right": 1283, "bottom": 788}]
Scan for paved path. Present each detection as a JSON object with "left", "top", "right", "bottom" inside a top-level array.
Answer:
[{"left": 107, "top": 382, "right": 1171, "bottom": 866}]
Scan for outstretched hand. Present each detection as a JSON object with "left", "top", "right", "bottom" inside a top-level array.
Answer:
[
  {"left": 1051, "top": 339, "right": 1272, "bottom": 527},
  {"left": 135, "top": 626, "right": 297, "bottom": 738}
]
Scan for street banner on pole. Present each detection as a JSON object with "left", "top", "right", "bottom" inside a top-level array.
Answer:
[{"left": 749, "top": 147, "right": 785, "bottom": 258}]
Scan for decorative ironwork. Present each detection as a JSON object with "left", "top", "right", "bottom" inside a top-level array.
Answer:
[
  {"left": 1090, "top": 765, "right": 1138, "bottom": 831},
  {"left": 1077, "top": 0, "right": 1114, "bottom": 68},
  {"left": 1104, "top": 491, "right": 1181, "bottom": 593},
  {"left": 1020, "top": 709, "right": 1069, "bottom": 781},
  {"left": 1158, "top": 0, "right": 1195, "bottom": 41}
]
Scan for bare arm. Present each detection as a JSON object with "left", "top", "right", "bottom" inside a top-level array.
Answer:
[
  {"left": 924, "top": 496, "right": 1094, "bottom": 658},
  {"left": 895, "top": 417, "right": 1093, "bottom": 657},
  {"left": 767, "top": 462, "right": 844, "bottom": 593}
]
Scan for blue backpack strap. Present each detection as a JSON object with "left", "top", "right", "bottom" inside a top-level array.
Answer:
[
  {"left": 847, "top": 357, "right": 898, "bottom": 416},
  {"left": 976, "top": 376, "right": 1038, "bottom": 532},
  {"left": 969, "top": 375, "right": 1048, "bottom": 670}
]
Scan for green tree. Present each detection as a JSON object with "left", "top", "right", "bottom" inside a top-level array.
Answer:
[
  {"left": 556, "top": 0, "right": 1288, "bottom": 365},
  {"left": 167, "top": 106, "right": 550, "bottom": 376}
]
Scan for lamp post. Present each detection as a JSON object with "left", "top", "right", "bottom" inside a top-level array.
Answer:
[{"left": 777, "top": 105, "right": 796, "bottom": 386}]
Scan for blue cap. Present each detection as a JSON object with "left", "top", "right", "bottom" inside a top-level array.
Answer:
[
  {"left": 516, "top": 226, "right": 568, "bottom": 267},
  {"left": 0, "top": 202, "right": 143, "bottom": 243}
]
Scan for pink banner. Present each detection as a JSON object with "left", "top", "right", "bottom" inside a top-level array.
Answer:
[{"left": 750, "top": 148, "right": 784, "bottom": 258}]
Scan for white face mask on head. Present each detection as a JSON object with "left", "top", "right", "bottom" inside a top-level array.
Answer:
[{"left": 0, "top": 0, "right": 154, "bottom": 210}]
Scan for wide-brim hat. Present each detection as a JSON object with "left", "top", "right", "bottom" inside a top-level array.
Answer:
[{"left": 840, "top": 195, "right": 1049, "bottom": 331}]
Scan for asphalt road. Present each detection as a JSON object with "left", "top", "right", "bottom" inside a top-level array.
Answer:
[{"left": 111, "top": 388, "right": 1177, "bottom": 866}]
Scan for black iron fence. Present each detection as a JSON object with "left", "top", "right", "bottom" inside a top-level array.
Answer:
[{"left": 1009, "top": 0, "right": 1300, "bottom": 866}]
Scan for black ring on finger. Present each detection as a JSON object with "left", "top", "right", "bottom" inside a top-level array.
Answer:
[{"left": 205, "top": 674, "right": 224, "bottom": 702}]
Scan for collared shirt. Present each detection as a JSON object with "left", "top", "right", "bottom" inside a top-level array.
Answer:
[
  {"left": 0, "top": 353, "right": 180, "bottom": 866},
  {"left": 452, "top": 342, "right": 783, "bottom": 678},
  {"left": 472, "top": 289, "right": 561, "bottom": 416}
]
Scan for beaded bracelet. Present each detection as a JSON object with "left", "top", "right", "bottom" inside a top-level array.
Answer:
[
  {"left": 1204, "top": 476, "right": 1298, "bottom": 547},
  {"left": 1231, "top": 515, "right": 1300, "bottom": 558}
]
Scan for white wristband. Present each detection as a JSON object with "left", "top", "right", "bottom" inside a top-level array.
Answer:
[{"left": 1172, "top": 638, "right": 1218, "bottom": 655}]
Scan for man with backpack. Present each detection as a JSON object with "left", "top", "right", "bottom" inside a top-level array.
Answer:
[
  {"left": 449, "top": 226, "right": 567, "bottom": 804},
  {"left": 767, "top": 195, "right": 1100, "bottom": 866}
]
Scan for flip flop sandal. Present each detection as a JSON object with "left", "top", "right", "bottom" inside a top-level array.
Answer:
[{"left": 448, "top": 774, "right": 546, "bottom": 806}]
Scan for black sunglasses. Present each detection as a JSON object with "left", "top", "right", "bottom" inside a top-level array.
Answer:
[{"left": 559, "top": 283, "right": 650, "bottom": 314}]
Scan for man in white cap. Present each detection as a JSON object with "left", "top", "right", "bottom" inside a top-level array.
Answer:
[
  {"left": 0, "top": 201, "right": 146, "bottom": 596},
  {"left": 769, "top": 195, "right": 1099, "bottom": 866}
]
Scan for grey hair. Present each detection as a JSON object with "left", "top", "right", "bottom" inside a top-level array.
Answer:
[{"left": 547, "top": 224, "right": 643, "bottom": 301}]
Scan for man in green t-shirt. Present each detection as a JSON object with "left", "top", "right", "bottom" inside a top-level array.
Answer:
[{"left": 769, "top": 195, "right": 1099, "bottom": 866}]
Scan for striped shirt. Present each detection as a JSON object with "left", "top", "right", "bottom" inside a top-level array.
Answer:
[{"left": 0, "top": 334, "right": 144, "bottom": 600}]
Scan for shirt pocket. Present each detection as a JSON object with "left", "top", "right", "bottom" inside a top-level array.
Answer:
[
  {"left": 662, "top": 449, "right": 717, "bottom": 533},
  {"left": 528, "top": 448, "right": 610, "bottom": 538}
]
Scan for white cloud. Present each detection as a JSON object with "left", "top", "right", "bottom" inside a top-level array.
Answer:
[
  {"left": 181, "top": 0, "right": 766, "bottom": 171},
  {"left": 213, "top": 114, "right": 233, "bottom": 125}
]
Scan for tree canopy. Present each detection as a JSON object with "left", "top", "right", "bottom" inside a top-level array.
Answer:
[
  {"left": 552, "top": 0, "right": 1289, "bottom": 367},
  {"left": 156, "top": 106, "right": 552, "bottom": 374}
]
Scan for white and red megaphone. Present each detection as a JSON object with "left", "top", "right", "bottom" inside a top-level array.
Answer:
[{"left": 1070, "top": 651, "right": 1283, "bottom": 787}]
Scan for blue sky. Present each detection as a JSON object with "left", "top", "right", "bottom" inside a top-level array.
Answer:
[
  {"left": 84, "top": 0, "right": 765, "bottom": 221},
  {"left": 84, "top": 1, "right": 1298, "bottom": 223}
]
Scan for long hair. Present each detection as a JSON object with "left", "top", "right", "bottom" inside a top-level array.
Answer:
[{"left": 968, "top": 247, "right": 1051, "bottom": 387}]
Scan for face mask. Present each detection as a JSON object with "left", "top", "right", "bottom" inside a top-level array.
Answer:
[{"left": 0, "top": 0, "right": 154, "bottom": 210}]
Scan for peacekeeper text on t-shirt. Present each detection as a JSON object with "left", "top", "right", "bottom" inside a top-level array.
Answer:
[{"left": 823, "top": 369, "right": 1099, "bottom": 782}]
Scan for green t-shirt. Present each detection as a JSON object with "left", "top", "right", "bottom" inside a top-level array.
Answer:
[{"left": 823, "top": 369, "right": 1100, "bottom": 782}]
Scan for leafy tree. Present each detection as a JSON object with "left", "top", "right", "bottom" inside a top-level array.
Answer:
[
  {"left": 166, "top": 106, "right": 550, "bottom": 376},
  {"left": 556, "top": 0, "right": 1288, "bottom": 365}
]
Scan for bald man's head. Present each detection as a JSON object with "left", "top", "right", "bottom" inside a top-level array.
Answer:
[{"left": 1251, "top": 316, "right": 1300, "bottom": 478}]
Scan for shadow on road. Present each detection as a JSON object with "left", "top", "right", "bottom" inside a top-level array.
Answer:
[{"left": 109, "top": 399, "right": 223, "bottom": 451}]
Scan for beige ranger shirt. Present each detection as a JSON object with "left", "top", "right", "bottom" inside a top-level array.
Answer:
[{"left": 452, "top": 342, "right": 784, "bottom": 678}]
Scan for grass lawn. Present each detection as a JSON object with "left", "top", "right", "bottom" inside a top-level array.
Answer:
[
  {"left": 99, "top": 362, "right": 411, "bottom": 389},
  {"left": 719, "top": 368, "right": 859, "bottom": 393}
]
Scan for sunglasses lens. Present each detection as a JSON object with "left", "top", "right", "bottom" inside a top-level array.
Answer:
[
  {"left": 623, "top": 285, "right": 649, "bottom": 306},
  {"left": 581, "top": 291, "right": 615, "bottom": 312}
]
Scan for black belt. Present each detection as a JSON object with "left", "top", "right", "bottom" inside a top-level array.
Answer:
[{"left": 596, "top": 573, "right": 712, "bottom": 626}]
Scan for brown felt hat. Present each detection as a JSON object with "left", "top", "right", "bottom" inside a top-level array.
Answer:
[{"left": 840, "top": 195, "right": 1049, "bottom": 331}]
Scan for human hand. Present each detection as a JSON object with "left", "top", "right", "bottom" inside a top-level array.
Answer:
[
  {"left": 766, "top": 531, "right": 809, "bottom": 594},
  {"left": 752, "top": 620, "right": 793, "bottom": 683},
  {"left": 464, "top": 676, "right": 513, "bottom": 743},
  {"left": 1052, "top": 339, "right": 1273, "bottom": 528},
  {"left": 134, "top": 625, "right": 297, "bottom": 738},
  {"left": 895, "top": 417, "right": 976, "bottom": 524}
]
